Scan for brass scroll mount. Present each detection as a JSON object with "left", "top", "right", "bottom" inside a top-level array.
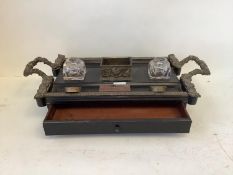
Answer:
[
  {"left": 23, "top": 54, "right": 66, "bottom": 106},
  {"left": 168, "top": 54, "right": 210, "bottom": 105}
]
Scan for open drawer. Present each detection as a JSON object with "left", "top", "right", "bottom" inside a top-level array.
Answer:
[{"left": 43, "top": 102, "right": 191, "bottom": 135}]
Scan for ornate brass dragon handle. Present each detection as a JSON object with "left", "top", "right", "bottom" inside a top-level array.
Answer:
[
  {"left": 23, "top": 54, "right": 66, "bottom": 106},
  {"left": 168, "top": 54, "right": 210, "bottom": 104}
]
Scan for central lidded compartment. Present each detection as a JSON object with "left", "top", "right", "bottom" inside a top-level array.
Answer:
[{"left": 100, "top": 57, "right": 132, "bottom": 81}]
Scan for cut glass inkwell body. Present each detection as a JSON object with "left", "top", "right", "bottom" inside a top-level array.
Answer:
[
  {"left": 148, "top": 57, "right": 171, "bottom": 79},
  {"left": 63, "top": 58, "right": 86, "bottom": 80}
]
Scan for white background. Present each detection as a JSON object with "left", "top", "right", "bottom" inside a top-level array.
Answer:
[{"left": 0, "top": 0, "right": 233, "bottom": 174}]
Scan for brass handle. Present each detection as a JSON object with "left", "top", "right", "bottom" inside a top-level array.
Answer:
[
  {"left": 168, "top": 54, "right": 210, "bottom": 104},
  {"left": 23, "top": 54, "right": 66, "bottom": 106},
  {"left": 23, "top": 54, "right": 65, "bottom": 78}
]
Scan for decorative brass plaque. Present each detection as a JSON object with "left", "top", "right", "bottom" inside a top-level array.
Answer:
[
  {"left": 99, "top": 84, "right": 131, "bottom": 92},
  {"left": 100, "top": 58, "right": 132, "bottom": 81}
]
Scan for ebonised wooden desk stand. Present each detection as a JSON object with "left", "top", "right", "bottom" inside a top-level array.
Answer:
[{"left": 24, "top": 54, "right": 210, "bottom": 135}]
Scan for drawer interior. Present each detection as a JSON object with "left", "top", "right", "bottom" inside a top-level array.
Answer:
[{"left": 45, "top": 102, "right": 189, "bottom": 121}]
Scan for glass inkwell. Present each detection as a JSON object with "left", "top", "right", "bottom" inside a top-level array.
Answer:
[
  {"left": 63, "top": 57, "right": 86, "bottom": 80},
  {"left": 148, "top": 57, "right": 171, "bottom": 79}
]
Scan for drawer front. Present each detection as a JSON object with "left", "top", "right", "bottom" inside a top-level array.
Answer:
[{"left": 43, "top": 118, "right": 191, "bottom": 135}]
